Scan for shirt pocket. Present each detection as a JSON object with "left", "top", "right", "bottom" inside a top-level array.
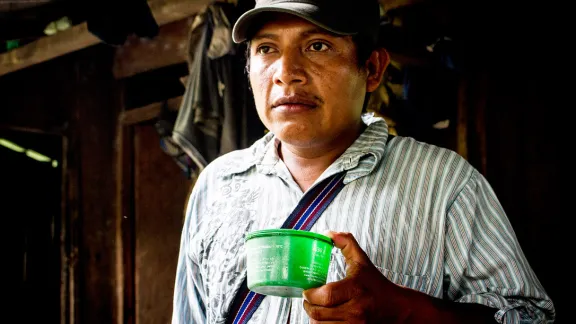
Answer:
[
  {"left": 328, "top": 251, "right": 430, "bottom": 295},
  {"left": 375, "top": 266, "right": 430, "bottom": 294}
]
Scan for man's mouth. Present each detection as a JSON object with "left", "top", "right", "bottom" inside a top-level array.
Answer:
[{"left": 271, "top": 94, "right": 319, "bottom": 112}]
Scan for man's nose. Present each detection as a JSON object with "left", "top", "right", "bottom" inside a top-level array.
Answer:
[{"left": 273, "top": 49, "right": 308, "bottom": 86}]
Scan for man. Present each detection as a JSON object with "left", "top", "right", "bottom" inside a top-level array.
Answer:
[{"left": 172, "top": 0, "right": 555, "bottom": 323}]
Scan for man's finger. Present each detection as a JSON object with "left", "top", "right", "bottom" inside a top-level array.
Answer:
[
  {"left": 302, "top": 300, "right": 344, "bottom": 321},
  {"left": 325, "top": 231, "right": 371, "bottom": 270},
  {"left": 303, "top": 278, "right": 353, "bottom": 306}
]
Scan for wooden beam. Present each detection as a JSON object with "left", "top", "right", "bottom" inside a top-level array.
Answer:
[
  {"left": 120, "top": 96, "right": 182, "bottom": 125},
  {"left": 0, "top": 0, "right": 212, "bottom": 77},
  {"left": 0, "top": 1, "right": 53, "bottom": 12},
  {"left": 148, "top": 0, "right": 212, "bottom": 26},
  {"left": 113, "top": 18, "right": 192, "bottom": 79},
  {"left": 0, "top": 22, "right": 99, "bottom": 77}
]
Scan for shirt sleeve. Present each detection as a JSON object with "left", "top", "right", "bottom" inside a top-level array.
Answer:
[
  {"left": 172, "top": 174, "right": 208, "bottom": 324},
  {"left": 444, "top": 170, "right": 555, "bottom": 323}
]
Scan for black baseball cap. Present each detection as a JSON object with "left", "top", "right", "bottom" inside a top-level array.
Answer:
[{"left": 232, "top": 0, "right": 381, "bottom": 44}]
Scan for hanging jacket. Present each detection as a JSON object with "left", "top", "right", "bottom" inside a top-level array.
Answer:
[{"left": 171, "top": 2, "right": 264, "bottom": 173}]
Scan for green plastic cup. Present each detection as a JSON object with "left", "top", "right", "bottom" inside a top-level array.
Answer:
[{"left": 245, "top": 229, "right": 333, "bottom": 297}]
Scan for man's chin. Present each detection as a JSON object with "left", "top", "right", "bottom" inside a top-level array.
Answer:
[{"left": 272, "top": 127, "right": 309, "bottom": 142}]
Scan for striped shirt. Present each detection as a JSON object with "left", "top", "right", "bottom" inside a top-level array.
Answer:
[{"left": 172, "top": 114, "right": 555, "bottom": 324}]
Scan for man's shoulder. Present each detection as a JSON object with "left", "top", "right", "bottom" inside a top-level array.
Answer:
[
  {"left": 388, "top": 135, "right": 467, "bottom": 162},
  {"left": 200, "top": 133, "right": 272, "bottom": 179},
  {"left": 382, "top": 135, "right": 477, "bottom": 200},
  {"left": 385, "top": 135, "right": 474, "bottom": 178}
]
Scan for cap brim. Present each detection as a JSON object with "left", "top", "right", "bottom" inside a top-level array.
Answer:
[{"left": 232, "top": 3, "right": 357, "bottom": 43}]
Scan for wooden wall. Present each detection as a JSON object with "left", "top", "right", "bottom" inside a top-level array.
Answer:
[
  {"left": 0, "top": 42, "right": 192, "bottom": 324},
  {"left": 133, "top": 124, "right": 193, "bottom": 324}
]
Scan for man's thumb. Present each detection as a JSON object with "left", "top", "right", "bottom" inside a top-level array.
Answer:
[{"left": 325, "top": 231, "right": 371, "bottom": 271}]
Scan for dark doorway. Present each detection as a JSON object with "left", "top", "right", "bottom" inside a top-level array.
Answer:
[{"left": 0, "top": 129, "right": 62, "bottom": 324}]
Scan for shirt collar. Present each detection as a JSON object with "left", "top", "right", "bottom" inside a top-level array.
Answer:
[
  {"left": 218, "top": 113, "right": 391, "bottom": 182},
  {"left": 338, "top": 113, "right": 390, "bottom": 183}
]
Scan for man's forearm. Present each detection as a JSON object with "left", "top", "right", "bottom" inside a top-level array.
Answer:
[{"left": 398, "top": 286, "right": 496, "bottom": 323}]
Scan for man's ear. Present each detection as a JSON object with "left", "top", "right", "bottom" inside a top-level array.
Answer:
[{"left": 365, "top": 48, "right": 390, "bottom": 92}]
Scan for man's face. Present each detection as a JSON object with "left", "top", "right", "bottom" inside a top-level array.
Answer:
[{"left": 248, "top": 14, "right": 369, "bottom": 149}]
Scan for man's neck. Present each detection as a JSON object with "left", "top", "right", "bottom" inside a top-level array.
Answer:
[{"left": 279, "top": 123, "right": 365, "bottom": 192}]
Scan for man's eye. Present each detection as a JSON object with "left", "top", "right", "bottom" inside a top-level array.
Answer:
[
  {"left": 257, "top": 46, "right": 272, "bottom": 54},
  {"left": 308, "top": 42, "right": 329, "bottom": 52}
]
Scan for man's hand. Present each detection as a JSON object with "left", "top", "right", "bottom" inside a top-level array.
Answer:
[
  {"left": 302, "top": 231, "right": 412, "bottom": 323},
  {"left": 302, "top": 232, "right": 497, "bottom": 323}
]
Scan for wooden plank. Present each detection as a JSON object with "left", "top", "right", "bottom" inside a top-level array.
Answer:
[
  {"left": 0, "top": 0, "right": 212, "bottom": 77},
  {"left": 60, "top": 135, "right": 69, "bottom": 324},
  {"left": 0, "top": 22, "right": 100, "bottom": 77},
  {"left": 134, "top": 124, "right": 192, "bottom": 324},
  {"left": 65, "top": 117, "right": 81, "bottom": 324},
  {"left": 113, "top": 18, "right": 193, "bottom": 79},
  {"left": 114, "top": 86, "right": 129, "bottom": 324},
  {"left": 120, "top": 96, "right": 182, "bottom": 125},
  {"left": 118, "top": 124, "right": 135, "bottom": 324}
]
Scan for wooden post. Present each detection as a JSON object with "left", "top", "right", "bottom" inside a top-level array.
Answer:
[
  {"left": 118, "top": 122, "right": 135, "bottom": 324},
  {"left": 69, "top": 45, "right": 123, "bottom": 324},
  {"left": 60, "top": 135, "right": 70, "bottom": 324},
  {"left": 132, "top": 124, "right": 193, "bottom": 324}
]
